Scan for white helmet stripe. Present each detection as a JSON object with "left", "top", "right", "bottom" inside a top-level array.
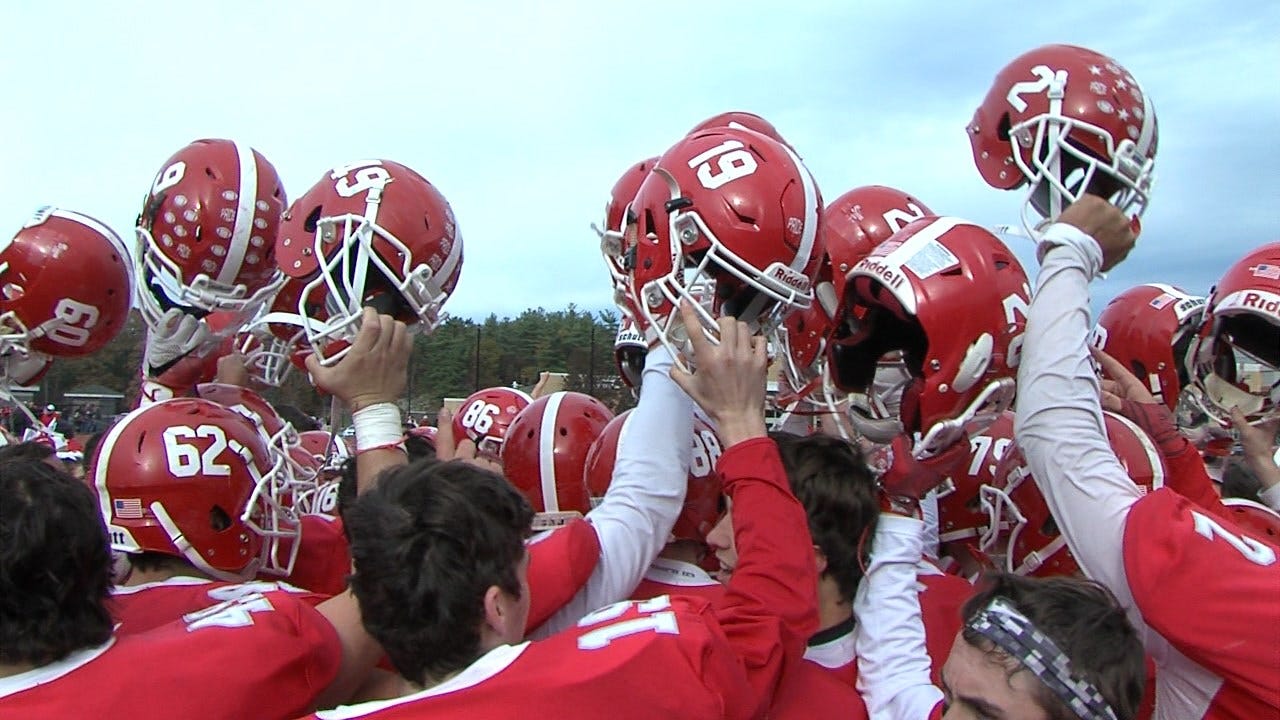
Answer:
[
  {"left": 780, "top": 144, "right": 818, "bottom": 274},
  {"left": 1136, "top": 87, "right": 1156, "bottom": 159},
  {"left": 93, "top": 402, "right": 152, "bottom": 552},
  {"left": 537, "top": 392, "right": 566, "bottom": 513},
  {"left": 217, "top": 141, "right": 258, "bottom": 286}
]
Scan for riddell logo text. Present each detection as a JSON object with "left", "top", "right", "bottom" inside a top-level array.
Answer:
[
  {"left": 1241, "top": 292, "right": 1280, "bottom": 316},
  {"left": 855, "top": 259, "right": 905, "bottom": 291},
  {"left": 768, "top": 266, "right": 811, "bottom": 292}
]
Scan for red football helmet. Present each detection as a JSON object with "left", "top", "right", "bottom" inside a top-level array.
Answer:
[
  {"left": 1218, "top": 498, "right": 1280, "bottom": 547},
  {"left": 984, "top": 411, "right": 1165, "bottom": 577},
  {"left": 275, "top": 159, "right": 463, "bottom": 365},
  {"left": 0, "top": 207, "right": 132, "bottom": 362},
  {"left": 828, "top": 217, "right": 1030, "bottom": 458},
  {"left": 825, "top": 186, "right": 935, "bottom": 308},
  {"left": 584, "top": 410, "right": 724, "bottom": 545},
  {"left": 688, "top": 111, "right": 796, "bottom": 153},
  {"left": 597, "top": 156, "right": 659, "bottom": 318},
  {"left": 623, "top": 127, "right": 824, "bottom": 370},
  {"left": 452, "top": 387, "right": 534, "bottom": 460},
  {"left": 968, "top": 44, "right": 1158, "bottom": 233},
  {"left": 1185, "top": 242, "right": 1280, "bottom": 426},
  {"left": 1091, "top": 283, "right": 1206, "bottom": 410},
  {"left": 298, "top": 429, "right": 349, "bottom": 472},
  {"left": 135, "top": 139, "right": 286, "bottom": 330},
  {"left": 614, "top": 318, "right": 646, "bottom": 391},
  {"left": 501, "top": 391, "right": 614, "bottom": 530},
  {"left": 93, "top": 398, "right": 300, "bottom": 580},
  {"left": 777, "top": 186, "right": 935, "bottom": 437},
  {"left": 936, "top": 411, "right": 1014, "bottom": 555}
]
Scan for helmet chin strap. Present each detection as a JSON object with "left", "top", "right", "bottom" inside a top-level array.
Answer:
[{"left": 150, "top": 501, "right": 255, "bottom": 584}]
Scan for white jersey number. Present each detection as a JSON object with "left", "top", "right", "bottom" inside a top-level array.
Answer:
[
  {"left": 576, "top": 596, "right": 680, "bottom": 650},
  {"left": 1191, "top": 511, "right": 1276, "bottom": 566},
  {"left": 689, "top": 429, "right": 723, "bottom": 477}
]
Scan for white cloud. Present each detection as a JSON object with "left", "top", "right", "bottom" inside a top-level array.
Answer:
[{"left": 0, "top": 0, "right": 1275, "bottom": 322}]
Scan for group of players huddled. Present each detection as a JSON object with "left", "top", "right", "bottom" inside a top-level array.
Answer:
[{"left": 0, "top": 41, "right": 1276, "bottom": 720}]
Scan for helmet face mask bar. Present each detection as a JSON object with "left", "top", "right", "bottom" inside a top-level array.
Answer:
[
  {"left": 633, "top": 200, "right": 812, "bottom": 373},
  {"left": 297, "top": 211, "right": 452, "bottom": 366},
  {"left": 135, "top": 226, "right": 284, "bottom": 330}
]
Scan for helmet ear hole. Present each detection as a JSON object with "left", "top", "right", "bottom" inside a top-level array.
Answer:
[
  {"left": 996, "top": 113, "right": 1012, "bottom": 142},
  {"left": 210, "top": 505, "right": 233, "bottom": 532},
  {"left": 304, "top": 206, "right": 323, "bottom": 234}
]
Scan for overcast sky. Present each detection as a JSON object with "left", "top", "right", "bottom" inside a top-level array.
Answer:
[{"left": 2, "top": 1, "right": 1276, "bottom": 322}]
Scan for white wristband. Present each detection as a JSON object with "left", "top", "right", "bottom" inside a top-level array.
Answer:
[{"left": 352, "top": 402, "right": 405, "bottom": 454}]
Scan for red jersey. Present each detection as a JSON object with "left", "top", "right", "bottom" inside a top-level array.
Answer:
[
  {"left": 770, "top": 658, "right": 869, "bottom": 720},
  {"left": 0, "top": 593, "right": 340, "bottom": 718},
  {"left": 630, "top": 557, "right": 724, "bottom": 602},
  {"left": 1123, "top": 488, "right": 1280, "bottom": 718},
  {"left": 802, "top": 618, "right": 858, "bottom": 687},
  {"left": 282, "top": 514, "right": 352, "bottom": 596},
  {"left": 914, "top": 562, "right": 972, "bottom": 684},
  {"left": 306, "top": 436, "right": 818, "bottom": 720},
  {"left": 524, "top": 518, "right": 600, "bottom": 633},
  {"left": 109, "top": 575, "right": 324, "bottom": 635}
]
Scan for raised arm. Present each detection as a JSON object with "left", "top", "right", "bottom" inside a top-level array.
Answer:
[
  {"left": 1012, "top": 199, "right": 1145, "bottom": 612},
  {"left": 531, "top": 343, "right": 693, "bottom": 636},
  {"left": 854, "top": 513, "right": 945, "bottom": 720}
]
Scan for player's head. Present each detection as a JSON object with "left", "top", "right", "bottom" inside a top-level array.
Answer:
[
  {"left": 95, "top": 398, "right": 301, "bottom": 582},
  {"left": 345, "top": 459, "right": 533, "bottom": 686},
  {"left": 1091, "top": 283, "right": 1206, "bottom": 411},
  {"left": 968, "top": 44, "right": 1157, "bottom": 236},
  {"left": 0, "top": 460, "right": 113, "bottom": 667},
  {"left": 706, "top": 433, "right": 877, "bottom": 605},
  {"left": 584, "top": 410, "right": 724, "bottom": 566},
  {"left": 451, "top": 387, "right": 533, "bottom": 462},
  {"left": 500, "top": 391, "right": 614, "bottom": 529},
  {"left": 982, "top": 412, "right": 1165, "bottom": 578},
  {"left": 944, "top": 572, "right": 1144, "bottom": 720}
]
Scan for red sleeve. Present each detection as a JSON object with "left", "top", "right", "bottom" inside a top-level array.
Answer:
[
  {"left": 711, "top": 436, "right": 819, "bottom": 718},
  {"left": 1161, "top": 445, "right": 1231, "bottom": 518},
  {"left": 525, "top": 518, "right": 600, "bottom": 634},
  {"left": 1123, "top": 488, "right": 1280, "bottom": 710}
]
